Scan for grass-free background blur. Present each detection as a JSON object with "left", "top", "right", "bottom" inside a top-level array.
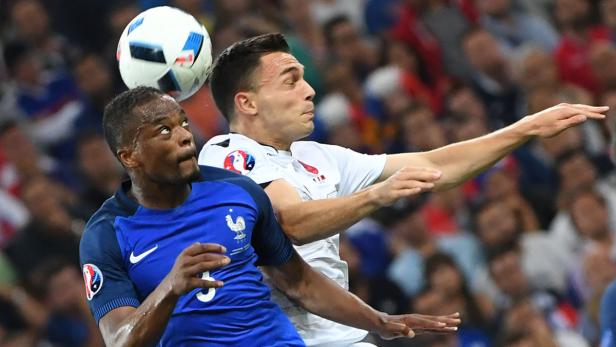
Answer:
[{"left": 1, "top": 0, "right": 616, "bottom": 346}]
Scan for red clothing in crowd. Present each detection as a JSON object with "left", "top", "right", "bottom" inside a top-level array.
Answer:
[{"left": 555, "top": 26, "right": 611, "bottom": 95}]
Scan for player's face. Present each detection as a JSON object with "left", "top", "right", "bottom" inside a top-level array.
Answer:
[
  {"left": 132, "top": 95, "right": 200, "bottom": 184},
  {"left": 253, "top": 52, "right": 316, "bottom": 142}
]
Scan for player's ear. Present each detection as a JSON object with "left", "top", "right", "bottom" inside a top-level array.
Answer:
[
  {"left": 118, "top": 147, "right": 140, "bottom": 169},
  {"left": 234, "top": 91, "right": 258, "bottom": 117}
]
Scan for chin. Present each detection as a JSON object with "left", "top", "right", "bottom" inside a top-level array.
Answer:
[
  {"left": 178, "top": 160, "right": 200, "bottom": 183},
  {"left": 297, "top": 122, "right": 315, "bottom": 140}
]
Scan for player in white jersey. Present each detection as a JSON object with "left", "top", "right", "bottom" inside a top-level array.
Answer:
[{"left": 199, "top": 33, "right": 607, "bottom": 346}]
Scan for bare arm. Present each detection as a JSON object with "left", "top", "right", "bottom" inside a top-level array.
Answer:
[
  {"left": 98, "top": 243, "right": 229, "bottom": 347},
  {"left": 380, "top": 104, "right": 608, "bottom": 190},
  {"left": 265, "top": 166, "right": 441, "bottom": 245},
  {"left": 264, "top": 251, "right": 460, "bottom": 339}
]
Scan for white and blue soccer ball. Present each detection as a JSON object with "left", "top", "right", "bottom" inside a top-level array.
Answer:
[{"left": 117, "top": 6, "right": 212, "bottom": 101}]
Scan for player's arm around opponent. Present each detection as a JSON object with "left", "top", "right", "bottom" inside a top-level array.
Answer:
[
  {"left": 264, "top": 251, "right": 460, "bottom": 339},
  {"left": 97, "top": 243, "right": 228, "bottom": 347}
]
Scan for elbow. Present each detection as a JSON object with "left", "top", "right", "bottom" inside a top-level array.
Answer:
[{"left": 281, "top": 224, "right": 312, "bottom": 246}]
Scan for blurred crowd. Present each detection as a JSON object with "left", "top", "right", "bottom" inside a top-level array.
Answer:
[{"left": 1, "top": 0, "right": 616, "bottom": 346}]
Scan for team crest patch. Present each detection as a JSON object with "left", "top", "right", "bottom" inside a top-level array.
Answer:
[
  {"left": 83, "top": 264, "right": 103, "bottom": 301},
  {"left": 224, "top": 150, "right": 255, "bottom": 175}
]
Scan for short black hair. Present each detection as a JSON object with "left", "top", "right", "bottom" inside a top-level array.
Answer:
[
  {"left": 102, "top": 86, "right": 164, "bottom": 156},
  {"left": 209, "top": 33, "right": 290, "bottom": 122}
]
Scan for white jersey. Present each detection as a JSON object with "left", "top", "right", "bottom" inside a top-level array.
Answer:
[{"left": 199, "top": 133, "right": 386, "bottom": 346}]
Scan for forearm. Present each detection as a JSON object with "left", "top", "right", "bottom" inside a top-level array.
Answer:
[
  {"left": 275, "top": 188, "right": 380, "bottom": 245},
  {"left": 101, "top": 279, "right": 179, "bottom": 347},
  {"left": 390, "top": 118, "right": 533, "bottom": 191},
  {"left": 270, "top": 253, "right": 385, "bottom": 333}
]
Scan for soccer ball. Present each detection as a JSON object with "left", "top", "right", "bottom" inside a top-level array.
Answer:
[{"left": 117, "top": 6, "right": 212, "bottom": 101}]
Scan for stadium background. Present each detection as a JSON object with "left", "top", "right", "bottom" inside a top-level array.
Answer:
[{"left": 1, "top": 0, "right": 616, "bottom": 346}]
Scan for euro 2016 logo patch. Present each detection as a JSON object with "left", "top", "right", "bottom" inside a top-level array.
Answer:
[
  {"left": 83, "top": 264, "right": 103, "bottom": 301},
  {"left": 224, "top": 150, "right": 255, "bottom": 175}
]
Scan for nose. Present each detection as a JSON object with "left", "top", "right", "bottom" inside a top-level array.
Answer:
[
  {"left": 177, "top": 125, "right": 193, "bottom": 147},
  {"left": 303, "top": 79, "right": 315, "bottom": 101}
]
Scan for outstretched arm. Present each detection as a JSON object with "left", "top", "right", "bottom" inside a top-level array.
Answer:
[
  {"left": 265, "top": 166, "right": 441, "bottom": 245},
  {"left": 380, "top": 103, "right": 608, "bottom": 190},
  {"left": 264, "top": 251, "right": 460, "bottom": 339}
]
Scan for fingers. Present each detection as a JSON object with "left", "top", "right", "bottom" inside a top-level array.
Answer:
[
  {"left": 393, "top": 180, "right": 435, "bottom": 191},
  {"left": 415, "top": 312, "right": 462, "bottom": 326},
  {"left": 390, "top": 167, "right": 442, "bottom": 193},
  {"left": 188, "top": 277, "right": 224, "bottom": 289},
  {"left": 187, "top": 255, "right": 231, "bottom": 275},
  {"left": 402, "top": 312, "right": 461, "bottom": 332},
  {"left": 183, "top": 242, "right": 227, "bottom": 256},
  {"left": 383, "top": 322, "right": 415, "bottom": 340},
  {"left": 557, "top": 104, "right": 607, "bottom": 120},
  {"left": 186, "top": 252, "right": 230, "bottom": 266},
  {"left": 396, "top": 167, "right": 442, "bottom": 182},
  {"left": 570, "top": 104, "right": 609, "bottom": 112}
]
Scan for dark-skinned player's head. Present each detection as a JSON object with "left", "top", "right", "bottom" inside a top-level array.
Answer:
[
  {"left": 103, "top": 86, "right": 199, "bottom": 185},
  {"left": 209, "top": 33, "right": 316, "bottom": 143}
]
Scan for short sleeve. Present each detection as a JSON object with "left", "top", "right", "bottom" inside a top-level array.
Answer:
[
  {"left": 230, "top": 177, "right": 294, "bottom": 266},
  {"left": 80, "top": 215, "right": 140, "bottom": 323},
  {"left": 319, "top": 144, "right": 386, "bottom": 196},
  {"left": 198, "top": 137, "right": 284, "bottom": 185}
]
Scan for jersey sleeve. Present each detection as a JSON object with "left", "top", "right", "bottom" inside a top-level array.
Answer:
[
  {"left": 320, "top": 144, "right": 386, "bottom": 196},
  {"left": 231, "top": 176, "right": 294, "bottom": 266},
  {"left": 80, "top": 214, "right": 140, "bottom": 323}
]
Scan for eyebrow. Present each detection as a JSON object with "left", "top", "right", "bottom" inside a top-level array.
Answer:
[
  {"left": 143, "top": 109, "right": 187, "bottom": 126},
  {"left": 279, "top": 64, "right": 304, "bottom": 77}
]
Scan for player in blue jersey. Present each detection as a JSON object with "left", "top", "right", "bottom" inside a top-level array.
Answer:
[{"left": 79, "top": 86, "right": 460, "bottom": 346}]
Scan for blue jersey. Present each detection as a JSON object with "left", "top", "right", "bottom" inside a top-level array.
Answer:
[
  {"left": 600, "top": 280, "right": 616, "bottom": 347},
  {"left": 79, "top": 166, "right": 305, "bottom": 346}
]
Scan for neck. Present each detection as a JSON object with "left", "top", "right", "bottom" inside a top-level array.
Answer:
[
  {"left": 230, "top": 121, "right": 292, "bottom": 151},
  {"left": 128, "top": 174, "right": 192, "bottom": 209}
]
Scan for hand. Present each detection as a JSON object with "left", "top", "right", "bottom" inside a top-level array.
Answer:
[
  {"left": 522, "top": 103, "right": 607, "bottom": 138},
  {"left": 376, "top": 312, "right": 461, "bottom": 340},
  {"left": 369, "top": 166, "right": 442, "bottom": 206},
  {"left": 163, "top": 243, "right": 230, "bottom": 297}
]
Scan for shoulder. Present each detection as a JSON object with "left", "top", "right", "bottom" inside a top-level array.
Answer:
[
  {"left": 197, "top": 165, "right": 268, "bottom": 202},
  {"left": 201, "top": 134, "right": 270, "bottom": 157},
  {"left": 80, "top": 197, "right": 131, "bottom": 258},
  {"left": 79, "top": 197, "right": 128, "bottom": 261},
  {"left": 199, "top": 134, "right": 271, "bottom": 169}
]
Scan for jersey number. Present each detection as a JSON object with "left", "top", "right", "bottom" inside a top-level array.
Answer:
[{"left": 196, "top": 271, "right": 216, "bottom": 302}]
